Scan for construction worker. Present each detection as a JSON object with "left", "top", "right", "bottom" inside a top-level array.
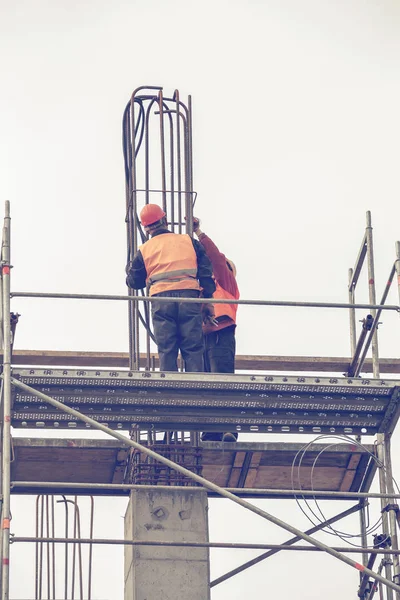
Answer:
[
  {"left": 193, "top": 217, "right": 240, "bottom": 442},
  {"left": 126, "top": 204, "right": 216, "bottom": 372}
]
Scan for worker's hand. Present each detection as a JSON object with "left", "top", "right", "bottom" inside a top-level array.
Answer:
[
  {"left": 184, "top": 216, "right": 203, "bottom": 237},
  {"left": 201, "top": 303, "right": 218, "bottom": 326}
]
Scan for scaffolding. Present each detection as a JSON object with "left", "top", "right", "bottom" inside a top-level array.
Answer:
[{"left": 2, "top": 86, "right": 400, "bottom": 599}]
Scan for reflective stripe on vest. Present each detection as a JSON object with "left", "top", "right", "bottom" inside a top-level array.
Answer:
[
  {"left": 140, "top": 233, "right": 200, "bottom": 296},
  {"left": 148, "top": 268, "right": 197, "bottom": 285},
  {"left": 213, "top": 281, "right": 238, "bottom": 323}
]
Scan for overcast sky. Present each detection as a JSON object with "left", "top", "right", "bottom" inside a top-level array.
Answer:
[{"left": 1, "top": 0, "right": 400, "bottom": 598}]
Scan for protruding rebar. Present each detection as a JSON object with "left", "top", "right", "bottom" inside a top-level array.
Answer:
[{"left": 123, "top": 87, "right": 194, "bottom": 372}]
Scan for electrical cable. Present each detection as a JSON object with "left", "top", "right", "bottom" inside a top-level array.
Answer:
[{"left": 291, "top": 434, "right": 400, "bottom": 548}]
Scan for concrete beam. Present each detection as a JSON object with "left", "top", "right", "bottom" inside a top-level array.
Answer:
[{"left": 7, "top": 349, "right": 400, "bottom": 373}]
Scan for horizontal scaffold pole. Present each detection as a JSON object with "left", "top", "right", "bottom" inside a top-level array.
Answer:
[
  {"left": 9, "top": 481, "right": 400, "bottom": 500},
  {"left": 9, "top": 537, "right": 400, "bottom": 554},
  {"left": 10, "top": 291, "right": 400, "bottom": 312}
]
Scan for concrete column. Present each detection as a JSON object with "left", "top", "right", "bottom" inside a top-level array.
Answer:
[{"left": 124, "top": 487, "right": 210, "bottom": 600}]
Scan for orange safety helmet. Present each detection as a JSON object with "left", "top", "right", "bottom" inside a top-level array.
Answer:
[{"left": 140, "top": 204, "right": 166, "bottom": 227}]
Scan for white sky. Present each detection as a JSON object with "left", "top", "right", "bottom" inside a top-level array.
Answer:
[{"left": 1, "top": 0, "right": 400, "bottom": 598}]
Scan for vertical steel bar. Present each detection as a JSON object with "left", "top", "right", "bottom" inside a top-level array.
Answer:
[
  {"left": 51, "top": 496, "right": 55, "bottom": 600},
  {"left": 185, "top": 98, "right": 193, "bottom": 236},
  {"left": 71, "top": 501, "right": 76, "bottom": 600},
  {"left": 1, "top": 201, "right": 11, "bottom": 600},
  {"left": 46, "top": 496, "right": 50, "bottom": 599},
  {"left": 187, "top": 94, "right": 194, "bottom": 233},
  {"left": 175, "top": 91, "right": 182, "bottom": 233},
  {"left": 158, "top": 90, "right": 167, "bottom": 213},
  {"left": 384, "top": 436, "right": 400, "bottom": 599},
  {"left": 366, "top": 211, "right": 380, "bottom": 378},
  {"left": 377, "top": 437, "right": 394, "bottom": 600},
  {"left": 348, "top": 268, "right": 357, "bottom": 355},
  {"left": 39, "top": 496, "right": 44, "bottom": 600},
  {"left": 168, "top": 104, "right": 175, "bottom": 233},
  {"left": 87, "top": 497, "right": 94, "bottom": 600},
  {"left": 60, "top": 498, "right": 69, "bottom": 600},
  {"left": 35, "top": 496, "right": 40, "bottom": 599},
  {"left": 144, "top": 100, "right": 157, "bottom": 371},
  {"left": 124, "top": 104, "right": 135, "bottom": 371},
  {"left": 129, "top": 95, "right": 139, "bottom": 370},
  {"left": 76, "top": 502, "right": 83, "bottom": 600}
]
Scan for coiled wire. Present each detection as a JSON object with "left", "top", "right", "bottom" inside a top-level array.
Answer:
[{"left": 291, "top": 434, "right": 400, "bottom": 548}]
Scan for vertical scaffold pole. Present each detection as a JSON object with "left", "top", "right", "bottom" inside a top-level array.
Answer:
[
  {"left": 1, "top": 201, "right": 11, "bottom": 600},
  {"left": 348, "top": 268, "right": 357, "bottom": 356},
  {"left": 390, "top": 242, "right": 400, "bottom": 600},
  {"left": 384, "top": 436, "right": 400, "bottom": 599},
  {"left": 365, "top": 211, "right": 380, "bottom": 378},
  {"left": 366, "top": 211, "right": 394, "bottom": 600},
  {"left": 377, "top": 439, "right": 394, "bottom": 600},
  {"left": 349, "top": 263, "right": 368, "bottom": 568}
]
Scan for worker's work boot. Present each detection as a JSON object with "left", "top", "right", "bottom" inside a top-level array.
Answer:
[{"left": 222, "top": 432, "right": 238, "bottom": 442}]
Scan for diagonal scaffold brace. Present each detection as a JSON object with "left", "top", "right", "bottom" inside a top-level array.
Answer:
[{"left": 5, "top": 376, "right": 400, "bottom": 596}]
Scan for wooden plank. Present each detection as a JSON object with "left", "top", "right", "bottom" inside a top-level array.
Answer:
[
  {"left": 339, "top": 453, "right": 361, "bottom": 492},
  {"left": 10, "top": 440, "right": 375, "bottom": 493},
  {"left": 244, "top": 452, "right": 262, "bottom": 488},
  {"left": 7, "top": 349, "right": 400, "bottom": 373},
  {"left": 226, "top": 452, "right": 247, "bottom": 487},
  {"left": 112, "top": 448, "right": 130, "bottom": 484}
]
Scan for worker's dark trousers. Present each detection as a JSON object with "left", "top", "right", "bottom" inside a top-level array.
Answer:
[
  {"left": 202, "top": 325, "right": 238, "bottom": 441},
  {"left": 151, "top": 289, "right": 204, "bottom": 372}
]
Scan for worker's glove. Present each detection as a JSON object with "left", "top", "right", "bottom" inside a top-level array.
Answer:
[
  {"left": 201, "top": 303, "right": 218, "bottom": 326},
  {"left": 192, "top": 217, "right": 200, "bottom": 232}
]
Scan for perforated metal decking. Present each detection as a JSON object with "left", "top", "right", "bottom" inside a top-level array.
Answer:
[{"left": 11, "top": 368, "right": 400, "bottom": 436}]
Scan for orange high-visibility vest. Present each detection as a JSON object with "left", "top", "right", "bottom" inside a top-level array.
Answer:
[
  {"left": 140, "top": 233, "right": 200, "bottom": 296},
  {"left": 213, "top": 281, "right": 238, "bottom": 323}
]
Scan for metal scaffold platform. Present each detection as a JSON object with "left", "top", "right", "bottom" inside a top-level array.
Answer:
[
  {"left": 2, "top": 85, "right": 400, "bottom": 600},
  {"left": 10, "top": 368, "right": 400, "bottom": 436}
]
